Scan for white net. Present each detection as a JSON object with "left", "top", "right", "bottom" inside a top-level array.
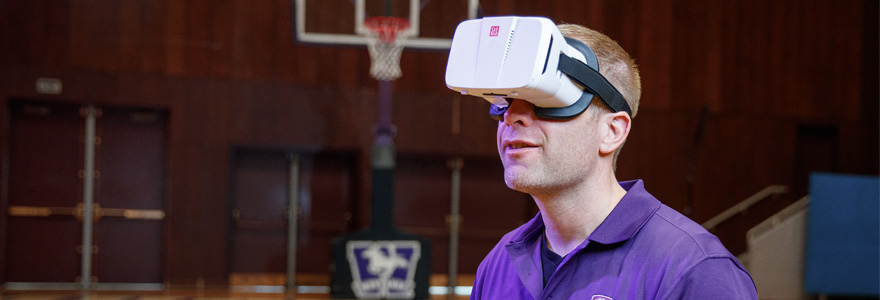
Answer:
[{"left": 364, "top": 17, "right": 411, "bottom": 81}]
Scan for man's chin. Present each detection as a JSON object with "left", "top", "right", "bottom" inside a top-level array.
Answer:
[{"left": 504, "top": 173, "right": 543, "bottom": 194}]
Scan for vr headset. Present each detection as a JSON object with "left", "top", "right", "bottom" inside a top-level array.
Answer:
[{"left": 445, "top": 16, "right": 632, "bottom": 120}]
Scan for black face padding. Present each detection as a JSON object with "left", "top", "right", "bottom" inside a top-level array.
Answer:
[{"left": 490, "top": 37, "right": 632, "bottom": 121}]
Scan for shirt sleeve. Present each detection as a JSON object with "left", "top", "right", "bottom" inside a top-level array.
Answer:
[
  {"left": 470, "top": 255, "right": 488, "bottom": 300},
  {"left": 470, "top": 273, "right": 483, "bottom": 300},
  {"left": 662, "top": 257, "right": 759, "bottom": 300}
]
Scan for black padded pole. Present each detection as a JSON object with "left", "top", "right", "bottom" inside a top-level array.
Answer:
[{"left": 371, "top": 79, "right": 396, "bottom": 232}]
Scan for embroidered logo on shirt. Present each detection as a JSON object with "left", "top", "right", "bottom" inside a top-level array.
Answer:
[{"left": 591, "top": 295, "right": 612, "bottom": 300}]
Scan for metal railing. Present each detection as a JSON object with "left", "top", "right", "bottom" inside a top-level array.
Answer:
[
  {"left": 746, "top": 195, "right": 810, "bottom": 242},
  {"left": 702, "top": 185, "right": 789, "bottom": 230}
]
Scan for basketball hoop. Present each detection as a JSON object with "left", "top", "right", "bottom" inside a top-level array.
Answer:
[{"left": 364, "top": 16, "right": 412, "bottom": 81}]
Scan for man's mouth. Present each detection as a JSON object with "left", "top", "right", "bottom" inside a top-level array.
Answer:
[
  {"left": 504, "top": 141, "right": 538, "bottom": 150},
  {"left": 509, "top": 143, "right": 529, "bottom": 149}
]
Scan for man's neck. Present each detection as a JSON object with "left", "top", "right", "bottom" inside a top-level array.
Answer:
[{"left": 534, "top": 172, "right": 626, "bottom": 257}]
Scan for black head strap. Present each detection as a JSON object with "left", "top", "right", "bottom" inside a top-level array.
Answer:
[
  {"left": 490, "top": 36, "right": 632, "bottom": 120},
  {"left": 558, "top": 37, "right": 632, "bottom": 117}
]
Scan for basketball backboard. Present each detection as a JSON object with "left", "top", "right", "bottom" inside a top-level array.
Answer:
[{"left": 294, "top": 0, "right": 480, "bottom": 49}]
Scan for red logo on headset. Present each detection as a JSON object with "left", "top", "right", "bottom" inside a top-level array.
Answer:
[{"left": 489, "top": 26, "right": 500, "bottom": 37}]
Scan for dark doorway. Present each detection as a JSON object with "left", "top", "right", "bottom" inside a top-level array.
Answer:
[
  {"left": 794, "top": 125, "right": 839, "bottom": 198},
  {"left": 227, "top": 148, "right": 357, "bottom": 286}
]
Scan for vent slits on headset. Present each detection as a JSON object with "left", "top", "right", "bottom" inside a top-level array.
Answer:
[{"left": 498, "top": 19, "right": 517, "bottom": 78}]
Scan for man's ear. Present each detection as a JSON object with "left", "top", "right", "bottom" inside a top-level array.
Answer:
[{"left": 599, "top": 111, "right": 631, "bottom": 155}]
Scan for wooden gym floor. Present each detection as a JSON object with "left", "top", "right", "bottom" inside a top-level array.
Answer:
[{"left": 0, "top": 289, "right": 471, "bottom": 300}]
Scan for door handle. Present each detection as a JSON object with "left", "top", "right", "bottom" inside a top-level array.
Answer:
[
  {"left": 8, "top": 206, "right": 77, "bottom": 217},
  {"left": 97, "top": 207, "right": 165, "bottom": 220},
  {"left": 9, "top": 203, "right": 90, "bottom": 222},
  {"left": 8, "top": 203, "right": 165, "bottom": 221}
]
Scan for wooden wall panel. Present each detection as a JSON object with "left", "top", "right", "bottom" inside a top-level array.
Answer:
[
  {"left": 616, "top": 111, "right": 696, "bottom": 213},
  {"left": 715, "top": 0, "right": 868, "bottom": 121},
  {"left": 41, "top": 1, "right": 70, "bottom": 67},
  {"left": 140, "top": 0, "right": 167, "bottom": 74},
  {"left": 0, "top": 1, "right": 24, "bottom": 66},
  {"left": 118, "top": 0, "right": 143, "bottom": 72},
  {"left": 178, "top": 79, "right": 233, "bottom": 285},
  {"left": 671, "top": 0, "right": 724, "bottom": 111},
  {"left": 69, "top": 14, "right": 100, "bottom": 69},
  {"left": 0, "top": 0, "right": 875, "bottom": 286},
  {"left": 631, "top": 0, "right": 674, "bottom": 111},
  {"left": 0, "top": 1, "right": 68, "bottom": 67},
  {"left": 163, "top": 0, "right": 187, "bottom": 75},
  {"left": 691, "top": 116, "right": 798, "bottom": 221},
  {"left": 185, "top": 0, "right": 212, "bottom": 77},
  {"left": 69, "top": 0, "right": 119, "bottom": 72},
  {"left": 292, "top": 42, "right": 318, "bottom": 86}
]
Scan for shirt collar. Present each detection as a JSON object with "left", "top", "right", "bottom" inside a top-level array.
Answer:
[
  {"left": 587, "top": 179, "right": 661, "bottom": 244},
  {"left": 510, "top": 211, "right": 545, "bottom": 245}
]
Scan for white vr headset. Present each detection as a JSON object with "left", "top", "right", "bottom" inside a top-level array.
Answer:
[{"left": 445, "top": 16, "right": 632, "bottom": 120}]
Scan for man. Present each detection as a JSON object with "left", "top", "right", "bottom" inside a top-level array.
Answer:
[{"left": 450, "top": 20, "right": 758, "bottom": 299}]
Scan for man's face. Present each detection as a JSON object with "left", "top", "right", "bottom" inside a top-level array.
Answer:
[{"left": 496, "top": 99, "right": 602, "bottom": 195}]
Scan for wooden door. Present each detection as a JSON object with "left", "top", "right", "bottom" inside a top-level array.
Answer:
[
  {"left": 228, "top": 149, "right": 290, "bottom": 276},
  {"left": 92, "top": 106, "right": 167, "bottom": 284},
  {"left": 3, "top": 101, "right": 167, "bottom": 287},
  {"left": 5, "top": 101, "right": 83, "bottom": 283}
]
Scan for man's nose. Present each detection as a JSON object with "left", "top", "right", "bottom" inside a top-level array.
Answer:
[{"left": 503, "top": 99, "right": 536, "bottom": 126}]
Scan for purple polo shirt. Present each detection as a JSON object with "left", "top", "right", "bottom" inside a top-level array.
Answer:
[{"left": 471, "top": 180, "right": 758, "bottom": 300}]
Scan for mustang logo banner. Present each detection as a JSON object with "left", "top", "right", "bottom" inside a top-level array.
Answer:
[{"left": 346, "top": 240, "right": 421, "bottom": 299}]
